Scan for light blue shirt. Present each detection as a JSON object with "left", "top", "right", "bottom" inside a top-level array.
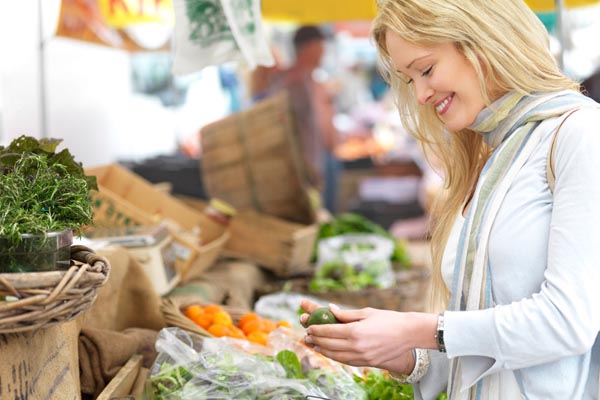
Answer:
[{"left": 415, "top": 107, "right": 600, "bottom": 399}]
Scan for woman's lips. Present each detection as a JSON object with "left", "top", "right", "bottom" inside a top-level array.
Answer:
[{"left": 435, "top": 94, "right": 454, "bottom": 115}]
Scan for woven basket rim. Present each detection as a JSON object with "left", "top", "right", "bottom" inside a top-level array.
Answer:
[{"left": 0, "top": 245, "right": 111, "bottom": 333}]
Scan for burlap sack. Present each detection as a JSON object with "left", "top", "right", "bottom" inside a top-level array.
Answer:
[
  {"left": 0, "top": 320, "right": 81, "bottom": 400},
  {"left": 81, "top": 245, "right": 166, "bottom": 331},
  {"left": 79, "top": 327, "right": 158, "bottom": 397}
]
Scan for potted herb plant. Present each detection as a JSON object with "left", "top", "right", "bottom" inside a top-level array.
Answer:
[{"left": 0, "top": 135, "right": 97, "bottom": 273}]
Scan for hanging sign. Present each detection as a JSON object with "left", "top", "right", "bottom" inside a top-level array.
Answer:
[
  {"left": 261, "top": 0, "right": 377, "bottom": 24},
  {"left": 525, "top": 0, "right": 600, "bottom": 12},
  {"left": 98, "top": 0, "right": 174, "bottom": 29}
]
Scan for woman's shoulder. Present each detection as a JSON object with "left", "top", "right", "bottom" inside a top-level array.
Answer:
[
  {"left": 552, "top": 103, "right": 600, "bottom": 169},
  {"left": 558, "top": 99, "right": 600, "bottom": 124}
]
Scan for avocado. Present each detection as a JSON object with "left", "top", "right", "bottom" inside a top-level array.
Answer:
[{"left": 305, "top": 307, "right": 339, "bottom": 327}]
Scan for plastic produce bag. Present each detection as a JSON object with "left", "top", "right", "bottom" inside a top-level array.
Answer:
[
  {"left": 254, "top": 291, "right": 329, "bottom": 329},
  {"left": 171, "top": 0, "right": 274, "bottom": 75},
  {"left": 147, "top": 327, "right": 361, "bottom": 399},
  {"left": 313, "top": 234, "right": 396, "bottom": 292}
]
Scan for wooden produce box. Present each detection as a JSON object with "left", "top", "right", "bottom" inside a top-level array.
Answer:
[
  {"left": 182, "top": 199, "right": 318, "bottom": 277},
  {"left": 96, "top": 354, "right": 147, "bottom": 400},
  {"left": 86, "top": 164, "right": 229, "bottom": 282},
  {"left": 200, "top": 91, "right": 316, "bottom": 226},
  {"left": 225, "top": 210, "right": 318, "bottom": 277}
]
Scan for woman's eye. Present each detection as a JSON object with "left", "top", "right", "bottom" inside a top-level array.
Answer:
[{"left": 421, "top": 66, "right": 432, "bottom": 77}]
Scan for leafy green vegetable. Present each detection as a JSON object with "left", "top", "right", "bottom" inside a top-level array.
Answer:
[
  {"left": 309, "top": 260, "right": 380, "bottom": 293},
  {"left": 276, "top": 350, "right": 305, "bottom": 379},
  {"left": 0, "top": 136, "right": 97, "bottom": 241},
  {"left": 0, "top": 135, "right": 97, "bottom": 272},
  {"left": 354, "top": 370, "right": 414, "bottom": 400},
  {"left": 353, "top": 370, "right": 447, "bottom": 400},
  {"left": 316, "top": 213, "right": 411, "bottom": 268}
]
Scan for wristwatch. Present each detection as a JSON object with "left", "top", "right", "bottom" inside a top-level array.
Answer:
[{"left": 435, "top": 313, "right": 446, "bottom": 353}]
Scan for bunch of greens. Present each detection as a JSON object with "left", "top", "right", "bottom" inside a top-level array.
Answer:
[
  {"left": 309, "top": 259, "right": 385, "bottom": 292},
  {"left": 353, "top": 370, "right": 448, "bottom": 400},
  {"left": 316, "top": 213, "right": 411, "bottom": 268},
  {"left": 0, "top": 135, "right": 97, "bottom": 244},
  {"left": 148, "top": 348, "right": 366, "bottom": 400}
]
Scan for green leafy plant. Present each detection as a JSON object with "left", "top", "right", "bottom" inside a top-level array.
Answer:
[
  {"left": 353, "top": 370, "right": 447, "bottom": 400},
  {"left": 0, "top": 135, "right": 97, "bottom": 272},
  {"left": 316, "top": 213, "right": 412, "bottom": 268}
]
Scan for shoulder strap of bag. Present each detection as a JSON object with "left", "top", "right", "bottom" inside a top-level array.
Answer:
[{"left": 546, "top": 109, "right": 581, "bottom": 193}]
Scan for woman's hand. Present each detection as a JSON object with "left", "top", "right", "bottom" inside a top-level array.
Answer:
[{"left": 300, "top": 299, "right": 437, "bottom": 374}]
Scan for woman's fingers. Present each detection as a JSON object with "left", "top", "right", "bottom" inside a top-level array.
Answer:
[
  {"left": 329, "top": 306, "right": 372, "bottom": 323},
  {"left": 300, "top": 299, "right": 321, "bottom": 314}
]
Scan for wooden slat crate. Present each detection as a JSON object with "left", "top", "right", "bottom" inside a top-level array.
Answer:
[
  {"left": 224, "top": 210, "right": 318, "bottom": 277},
  {"left": 181, "top": 199, "right": 318, "bottom": 277},
  {"left": 200, "top": 91, "right": 316, "bottom": 225},
  {"left": 85, "top": 164, "right": 229, "bottom": 282}
]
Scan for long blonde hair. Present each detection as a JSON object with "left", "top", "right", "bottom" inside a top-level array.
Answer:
[{"left": 372, "top": 0, "right": 579, "bottom": 311}]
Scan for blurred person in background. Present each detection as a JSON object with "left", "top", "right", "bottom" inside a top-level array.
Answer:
[{"left": 264, "top": 25, "right": 341, "bottom": 213}]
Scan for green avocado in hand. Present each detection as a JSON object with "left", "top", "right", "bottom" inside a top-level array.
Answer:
[{"left": 305, "top": 307, "right": 339, "bottom": 327}]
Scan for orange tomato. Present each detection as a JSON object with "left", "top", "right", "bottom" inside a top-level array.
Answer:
[
  {"left": 213, "top": 310, "right": 233, "bottom": 327},
  {"left": 184, "top": 305, "right": 203, "bottom": 321},
  {"left": 194, "top": 313, "right": 214, "bottom": 329},
  {"left": 203, "top": 304, "right": 224, "bottom": 315},
  {"left": 208, "top": 323, "right": 232, "bottom": 337},
  {"left": 238, "top": 312, "right": 259, "bottom": 330},
  {"left": 229, "top": 326, "right": 246, "bottom": 339},
  {"left": 241, "top": 318, "right": 263, "bottom": 336},
  {"left": 261, "top": 319, "right": 277, "bottom": 333},
  {"left": 276, "top": 320, "right": 292, "bottom": 328},
  {"left": 247, "top": 331, "right": 268, "bottom": 345}
]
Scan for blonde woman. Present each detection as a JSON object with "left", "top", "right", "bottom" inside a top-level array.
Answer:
[{"left": 301, "top": 0, "right": 600, "bottom": 398}]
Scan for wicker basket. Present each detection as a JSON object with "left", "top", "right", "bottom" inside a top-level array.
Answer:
[
  {"left": 0, "top": 245, "right": 110, "bottom": 333},
  {"left": 285, "top": 267, "right": 431, "bottom": 312},
  {"left": 160, "top": 297, "right": 248, "bottom": 338}
]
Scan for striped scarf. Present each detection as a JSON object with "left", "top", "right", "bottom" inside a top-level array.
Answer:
[{"left": 448, "top": 90, "right": 595, "bottom": 400}]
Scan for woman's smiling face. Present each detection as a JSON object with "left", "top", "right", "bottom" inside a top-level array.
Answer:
[{"left": 385, "top": 30, "right": 488, "bottom": 131}]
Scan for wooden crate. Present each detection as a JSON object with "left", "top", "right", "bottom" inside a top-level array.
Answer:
[
  {"left": 225, "top": 210, "right": 318, "bottom": 277},
  {"left": 96, "top": 354, "right": 145, "bottom": 400},
  {"left": 86, "top": 164, "right": 229, "bottom": 282},
  {"left": 200, "top": 91, "right": 316, "bottom": 226},
  {"left": 181, "top": 199, "right": 318, "bottom": 277}
]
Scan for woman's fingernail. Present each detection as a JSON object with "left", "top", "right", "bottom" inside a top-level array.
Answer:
[
  {"left": 314, "top": 346, "right": 321, "bottom": 353},
  {"left": 305, "top": 335, "right": 312, "bottom": 344},
  {"left": 329, "top": 303, "right": 340, "bottom": 310}
]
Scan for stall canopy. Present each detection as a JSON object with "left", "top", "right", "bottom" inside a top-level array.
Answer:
[{"left": 260, "top": 0, "right": 600, "bottom": 23}]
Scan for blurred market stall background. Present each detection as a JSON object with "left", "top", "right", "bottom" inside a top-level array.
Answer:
[{"left": 1, "top": 0, "right": 600, "bottom": 230}]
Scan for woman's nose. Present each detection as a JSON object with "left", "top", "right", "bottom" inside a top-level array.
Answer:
[{"left": 415, "top": 81, "right": 434, "bottom": 105}]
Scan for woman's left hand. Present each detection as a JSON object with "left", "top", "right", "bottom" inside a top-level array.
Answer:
[{"left": 300, "top": 300, "right": 437, "bottom": 373}]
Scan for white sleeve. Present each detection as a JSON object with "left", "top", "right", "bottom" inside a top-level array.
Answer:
[
  {"left": 443, "top": 107, "right": 600, "bottom": 387},
  {"left": 413, "top": 351, "right": 450, "bottom": 400}
]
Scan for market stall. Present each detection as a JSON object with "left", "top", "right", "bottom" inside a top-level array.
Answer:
[{"left": 3, "top": 0, "right": 599, "bottom": 399}]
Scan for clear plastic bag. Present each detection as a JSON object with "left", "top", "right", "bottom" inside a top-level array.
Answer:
[
  {"left": 253, "top": 291, "right": 328, "bottom": 330},
  {"left": 315, "top": 234, "right": 395, "bottom": 291},
  {"left": 146, "top": 327, "right": 367, "bottom": 399}
]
